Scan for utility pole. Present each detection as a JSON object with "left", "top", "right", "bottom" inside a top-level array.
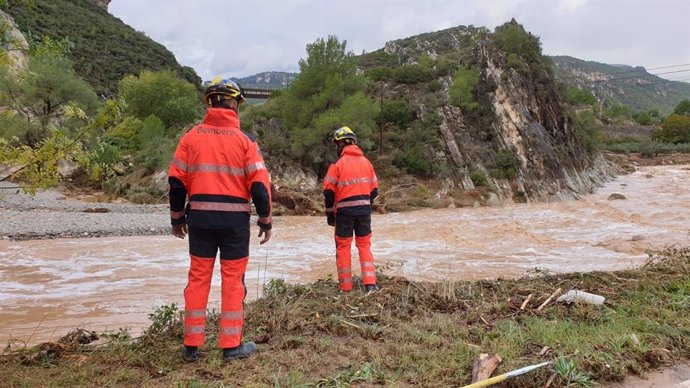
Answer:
[{"left": 379, "top": 86, "right": 384, "bottom": 156}]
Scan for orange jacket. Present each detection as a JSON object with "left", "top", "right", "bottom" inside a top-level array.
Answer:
[
  {"left": 323, "top": 145, "right": 378, "bottom": 216},
  {"left": 168, "top": 108, "right": 272, "bottom": 229}
]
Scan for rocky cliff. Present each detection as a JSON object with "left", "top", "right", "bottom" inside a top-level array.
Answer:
[
  {"left": 89, "top": 0, "right": 110, "bottom": 10},
  {"left": 358, "top": 21, "right": 617, "bottom": 203},
  {"left": 0, "top": 9, "right": 28, "bottom": 70}
]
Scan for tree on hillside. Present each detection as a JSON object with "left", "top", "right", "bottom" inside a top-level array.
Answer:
[
  {"left": 281, "top": 35, "right": 378, "bottom": 171},
  {"left": 493, "top": 19, "right": 542, "bottom": 66},
  {"left": 118, "top": 70, "right": 203, "bottom": 133},
  {"left": 652, "top": 114, "right": 690, "bottom": 144},
  {"left": 564, "top": 86, "right": 597, "bottom": 106},
  {"left": 674, "top": 99, "right": 690, "bottom": 116},
  {"left": 0, "top": 37, "right": 98, "bottom": 144}
]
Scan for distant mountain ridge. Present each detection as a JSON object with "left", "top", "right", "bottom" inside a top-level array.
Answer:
[
  {"left": 550, "top": 55, "right": 690, "bottom": 114},
  {"left": 233, "top": 71, "right": 297, "bottom": 89}
]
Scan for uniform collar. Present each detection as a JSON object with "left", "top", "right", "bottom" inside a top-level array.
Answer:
[
  {"left": 202, "top": 108, "right": 239, "bottom": 128},
  {"left": 341, "top": 144, "right": 363, "bottom": 156}
]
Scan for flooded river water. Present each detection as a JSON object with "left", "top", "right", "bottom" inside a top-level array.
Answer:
[{"left": 1, "top": 165, "right": 689, "bottom": 345}]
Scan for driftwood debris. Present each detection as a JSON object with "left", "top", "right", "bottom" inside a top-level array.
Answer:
[
  {"left": 471, "top": 353, "right": 503, "bottom": 383},
  {"left": 520, "top": 293, "right": 533, "bottom": 310},
  {"left": 536, "top": 288, "right": 562, "bottom": 311}
]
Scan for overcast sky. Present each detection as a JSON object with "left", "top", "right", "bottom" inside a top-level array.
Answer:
[{"left": 109, "top": 0, "right": 690, "bottom": 82}]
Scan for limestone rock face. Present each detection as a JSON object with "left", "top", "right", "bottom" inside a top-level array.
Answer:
[
  {"left": 0, "top": 10, "right": 29, "bottom": 71},
  {"left": 90, "top": 0, "right": 111, "bottom": 10},
  {"left": 373, "top": 22, "right": 618, "bottom": 202}
]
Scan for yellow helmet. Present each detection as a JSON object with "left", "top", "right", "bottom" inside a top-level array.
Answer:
[
  {"left": 205, "top": 77, "right": 245, "bottom": 106},
  {"left": 333, "top": 126, "right": 357, "bottom": 143}
]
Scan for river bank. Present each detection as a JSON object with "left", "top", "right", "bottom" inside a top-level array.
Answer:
[
  {"left": 2, "top": 152, "right": 690, "bottom": 241},
  {"left": 1, "top": 248, "right": 688, "bottom": 387}
]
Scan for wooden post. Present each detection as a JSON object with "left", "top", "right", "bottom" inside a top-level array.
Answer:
[{"left": 379, "top": 86, "right": 384, "bottom": 156}]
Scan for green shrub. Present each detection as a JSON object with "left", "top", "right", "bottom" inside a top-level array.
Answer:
[
  {"left": 434, "top": 57, "right": 459, "bottom": 77},
  {"left": 652, "top": 114, "right": 690, "bottom": 143},
  {"left": 136, "top": 114, "right": 166, "bottom": 149},
  {"left": 365, "top": 66, "right": 393, "bottom": 82},
  {"left": 632, "top": 111, "right": 651, "bottom": 125},
  {"left": 639, "top": 140, "right": 660, "bottom": 158},
  {"left": 506, "top": 53, "right": 527, "bottom": 74},
  {"left": 106, "top": 116, "right": 142, "bottom": 151},
  {"left": 426, "top": 79, "right": 442, "bottom": 92},
  {"left": 357, "top": 49, "right": 399, "bottom": 68},
  {"left": 391, "top": 64, "right": 435, "bottom": 84},
  {"left": 449, "top": 65, "right": 480, "bottom": 110},
  {"left": 119, "top": 70, "right": 202, "bottom": 131},
  {"left": 470, "top": 170, "right": 488, "bottom": 186},
  {"left": 572, "top": 111, "right": 601, "bottom": 153},
  {"left": 493, "top": 19, "right": 542, "bottom": 65},
  {"left": 564, "top": 86, "right": 597, "bottom": 106},
  {"left": 380, "top": 100, "right": 415, "bottom": 128},
  {"left": 495, "top": 150, "right": 518, "bottom": 179},
  {"left": 674, "top": 99, "right": 690, "bottom": 116},
  {"left": 393, "top": 145, "right": 433, "bottom": 176},
  {"left": 0, "top": 112, "right": 35, "bottom": 143}
]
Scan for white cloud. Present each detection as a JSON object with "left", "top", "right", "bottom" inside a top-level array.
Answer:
[{"left": 109, "top": 0, "right": 690, "bottom": 81}]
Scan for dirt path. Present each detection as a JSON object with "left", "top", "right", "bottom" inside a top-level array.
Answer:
[{"left": 604, "top": 363, "right": 690, "bottom": 387}]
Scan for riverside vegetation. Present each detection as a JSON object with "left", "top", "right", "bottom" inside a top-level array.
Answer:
[
  {"left": 1, "top": 248, "right": 688, "bottom": 386},
  {"left": 1, "top": 2, "right": 689, "bottom": 206}
]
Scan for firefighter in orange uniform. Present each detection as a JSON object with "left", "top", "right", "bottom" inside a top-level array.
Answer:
[
  {"left": 324, "top": 126, "right": 379, "bottom": 293},
  {"left": 168, "top": 78, "right": 272, "bottom": 362}
]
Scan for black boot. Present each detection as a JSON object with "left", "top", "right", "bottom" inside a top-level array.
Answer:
[
  {"left": 182, "top": 345, "right": 199, "bottom": 362},
  {"left": 222, "top": 341, "right": 256, "bottom": 361},
  {"left": 365, "top": 284, "right": 379, "bottom": 293}
]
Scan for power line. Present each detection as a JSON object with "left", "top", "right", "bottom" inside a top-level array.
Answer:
[
  {"left": 557, "top": 68, "right": 690, "bottom": 85},
  {"left": 599, "top": 63, "right": 690, "bottom": 76},
  {"left": 553, "top": 62, "right": 690, "bottom": 83},
  {"left": 602, "top": 69, "right": 690, "bottom": 82}
]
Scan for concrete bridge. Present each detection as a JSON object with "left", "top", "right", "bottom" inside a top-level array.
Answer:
[{"left": 243, "top": 87, "right": 275, "bottom": 99}]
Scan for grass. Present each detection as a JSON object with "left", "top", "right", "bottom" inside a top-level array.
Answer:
[{"left": 1, "top": 248, "right": 689, "bottom": 387}]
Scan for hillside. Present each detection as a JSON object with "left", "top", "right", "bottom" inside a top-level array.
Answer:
[
  {"left": 551, "top": 55, "right": 690, "bottom": 114},
  {"left": 243, "top": 21, "right": 618, "bottom": 205},
  {"left": 0, "top": 0, "right": 201, "bottom": 96},
  {"left": 346, "top": 21, "right": 613, "bottom": 202}
]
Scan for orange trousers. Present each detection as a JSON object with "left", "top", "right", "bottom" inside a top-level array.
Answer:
[
  {"left": 183, "top": 255, "right": 248, "bottom": 348},
  {"left": 335, "top": 234, "right": 377, "bottom": 291}
]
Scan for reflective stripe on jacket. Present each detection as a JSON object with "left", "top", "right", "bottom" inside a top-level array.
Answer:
[
  {"left": 323, "top": 145, "right": 378, "bottom": 216},
  {"left": 168, "top": 108, "right": 271, "bottom": 229}
]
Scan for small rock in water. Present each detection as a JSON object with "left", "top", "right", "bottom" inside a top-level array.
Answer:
[
  {"left": 607, "top": 193, "right": 626, "bottom": 200},
  {"left": 630, "top": 235, "right": 646, "bottom": 241}
]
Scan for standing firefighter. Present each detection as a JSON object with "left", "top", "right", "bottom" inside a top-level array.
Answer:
[
  {"left": 168, "top": 78, "right": 272, "bottom": 362},
  {"left": 324, "top": 126, "right": 379, "bottom": 292}
]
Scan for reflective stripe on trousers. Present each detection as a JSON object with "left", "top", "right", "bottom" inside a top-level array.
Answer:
[
  {"left": 356, "top": 234, "right": 377, "bottom": 286},
  {"left": 219, "top": 257, "right": 248, "bottom": 349},
  {"left": 335, "top": 236, "right": 354, "bottom": 291},
  {"left": 184, "top": 255, "right": 215, "bottom": 346},
  {"left": 183, "top": 255, "right": 248, "bottom": 348},
  {"left": 334, "top": 233, "right": 377, "bottom": 291}
]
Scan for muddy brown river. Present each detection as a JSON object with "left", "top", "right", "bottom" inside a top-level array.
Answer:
[{"left": 2, "top": 165, "right": 690, "bottom": 346}]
